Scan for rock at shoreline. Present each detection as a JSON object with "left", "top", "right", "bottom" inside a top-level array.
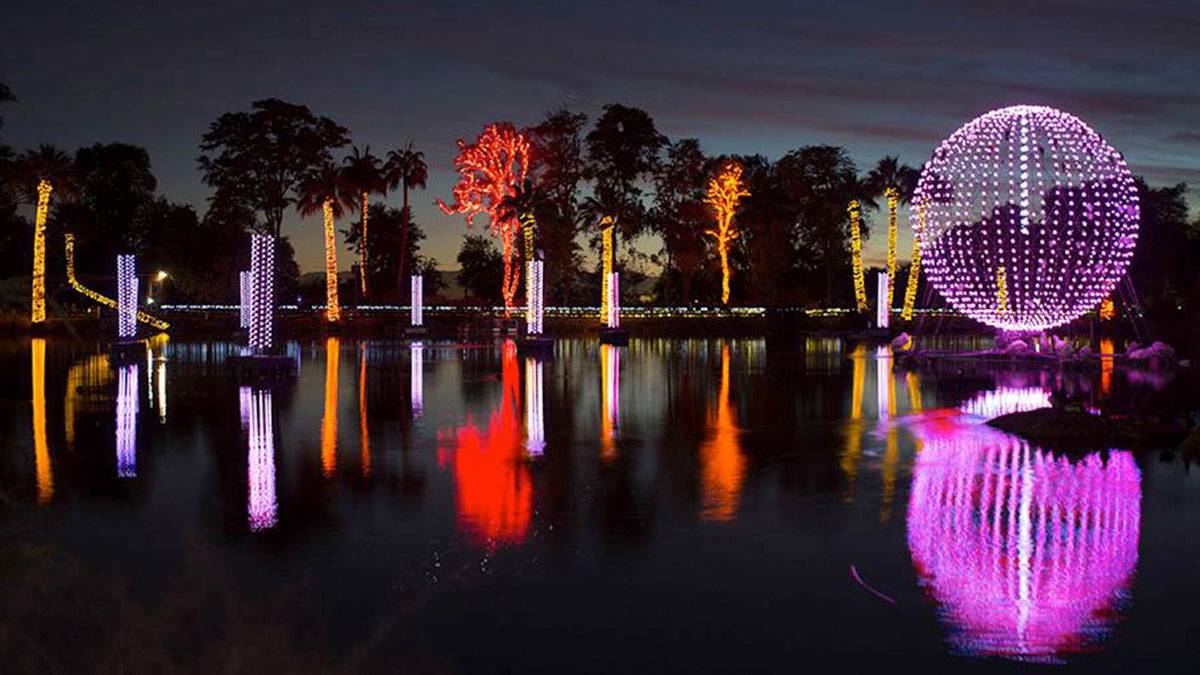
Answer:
[{"left": 988, "top": 408, "right": 1188, "bottom": 449}]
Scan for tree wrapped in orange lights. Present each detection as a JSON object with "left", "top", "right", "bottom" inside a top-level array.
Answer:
[
  {"left": 704, "top": 161, "right": 749, "bottom": 305},
  {"left": 438, "top": 123, "right": 530, "bottom": 312}
]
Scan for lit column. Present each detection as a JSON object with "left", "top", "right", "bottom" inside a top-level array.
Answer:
[
  {"left": 116, "top": 363, "right": 138, "bottom": 478},
  {"left": 525, "top": 357, "right": 545, "bottom": 457},
  {"left": 239, "top": 270, "right": 251, "bottom": 328},
  {"left": 606, "top": 272, "right": 620, "bottom": 328},
  {"left": 876, "top": 271, "right": 889, "bottom": 329},
  {"left": 526, "top": 257, "right": 544, "bottom": 335},
  {"left": 600, "top": 220, "right": 614, "bottom": 323},
  {"left": 410, "top": 341, "right": 424, "bottom": 419},
  {"left": 410, "top": 274, "right": 424, "bottom": 327},
  {"left": 247, "top": 388, "right": 277, "bottom": 531},
  {"left": 116, "top": 255, "right": 138, "bottom": 340},
  {"left": 31, "top": 180, "right": 52, "bottom": 325},
  {"left": 249, "top": 234, "right": 275, "bottom": 353}
]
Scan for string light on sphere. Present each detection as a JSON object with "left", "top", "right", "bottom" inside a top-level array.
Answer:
[{"left": 913, "top": 105, "right": 1139, "bottom": 332}]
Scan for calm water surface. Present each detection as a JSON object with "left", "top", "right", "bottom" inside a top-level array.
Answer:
[{"left": 2, "top": 336, "right": 1199, "bottom": 673}]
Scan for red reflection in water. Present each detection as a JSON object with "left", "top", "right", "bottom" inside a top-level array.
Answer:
[
  {"left": 907, "top": 422, "right": 1141, "bottom": 662},
  {"left": 437, "top": 341, "right": 531, "bottom": 546}
]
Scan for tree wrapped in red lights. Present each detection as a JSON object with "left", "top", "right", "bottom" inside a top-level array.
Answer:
[{"left": 438, "top": 123, "right": 531, "bottom": 312}]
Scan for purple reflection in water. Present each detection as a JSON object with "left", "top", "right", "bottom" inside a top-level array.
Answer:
[
  {"left": 958, "top": 387, "right": 1051, "bottom": 419},
  {"left": 907, "top": 420, "right": 1141, "bottom": 662},
  {"left": 246, "top": 388, "right": 277, "bottom": 532},
  {"left": 116, "top": 364, "right": 138, "bottom": 478}
]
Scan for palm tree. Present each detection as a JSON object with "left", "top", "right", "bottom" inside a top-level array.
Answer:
[
  {"left": 342, "top": 146, "right": 386, "bottom": 299},
  {"left": 298, "top": 162, "right": 354, "bottom": 322},
  {"left": 865, "top": 157, "right": 919, "bottom": 308},
  {"left": 17, "top": 145, "right": 75, "bottom": 325},
  {"left": 384, "top": 143, "right": 428, "bottom": 285}
]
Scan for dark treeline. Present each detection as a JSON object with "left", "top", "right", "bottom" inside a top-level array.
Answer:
[{"left": 2, "top": 84, "right": 1199, "bottom": 341}]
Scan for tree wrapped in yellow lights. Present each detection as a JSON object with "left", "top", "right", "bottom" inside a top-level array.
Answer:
[
  {"left": 599, "top": 216, "right": 615, "bottom": 323},
  {"left": 298, "top": 162, "right": 353, "bottom": 322},
  {"left": 996, "top": 265, "right": 1009, "bottom": 315},
  {"left": 31, "top": 180, "right": 52, "bottom": 324},
  {"left": 901, "top": 204, "right": 924, "bottom": 322},
  {"left": 884, "top": 186, "right": 899, "bottom": 308},
  {"left": 848, "top": 200, "right": 868, "bottom": 312},
  {"left": 704, "top": 162, "right": 749, "bottom": 305}
]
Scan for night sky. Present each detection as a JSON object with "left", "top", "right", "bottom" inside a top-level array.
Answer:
[{"left": 4, "top": 0, "right": 1199, "bottom": 274}]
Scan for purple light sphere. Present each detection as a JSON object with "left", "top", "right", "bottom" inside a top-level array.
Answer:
[{"left": 914, "top": 105, "right": 1139, "bottom": 331}]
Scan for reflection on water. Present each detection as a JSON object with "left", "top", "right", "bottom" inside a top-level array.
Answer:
[
  {"left": 115, "top": 363, "right": 139, "bottom": 479},
  {"left": 699, "top": 342, "right": 744, "bottom": 522},
  {"left": 3, "top": 335, "right": 1191, "bottom": 669},
  {"left": 907, "top": 417, "right": 1141, "bottom": 662},
  {"left": 438, "top": 340, "right": 531, "bottom": 546},
  {"left": 524, "top": 357, "right": 545, "bottom": 457},
  {"left": 322, "top": 337, "right": 339, "bottom": 477},
  {"left": 411, "top": 341, "right": 424, "bottom": 419},
  {"left": 600, "top": 343, "right": 620, "bottom": 461},
  {"left": 245, "top": 387, "right": 278, "bottom": 532},
  {"left": 31, "top": 338, "right": 53, "bottom": 504}
]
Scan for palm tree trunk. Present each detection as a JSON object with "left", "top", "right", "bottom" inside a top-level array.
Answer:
[
  {"left": 31, "top": 180, "right": 52, "bottom": 324},
  {"left": 359, "top": 192, "right": 369, "bottom": 298},
  {"left": 398, "top": 184, "right": 410, "bottom": 292},
  {"left": 323, "top": 200, "right": 341, "bottom": 322}
]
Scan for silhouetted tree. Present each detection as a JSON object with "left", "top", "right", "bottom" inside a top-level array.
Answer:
[
  {"left": 384, "top": 142, "right": 428, "bottom": 283},
  {"left": 456, "top": 234, "right": 504, "bottom": 302},
  {"left": 342, "top": 145, "right": 386, "bottom": 298},
  {"left": 650, "top": 138, "right": 710, "bottom": 304},
  {"left": 525, "top": 109, "right": 588, "bottom": 302},
  {"left": 585, "top": 104, "right": 666, "bottom": 241},
  {"left": 198, "top": 98, "right": 349, "bottom": 239}
]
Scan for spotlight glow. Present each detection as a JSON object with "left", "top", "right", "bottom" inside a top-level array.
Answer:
[{"left": 914, "top": 105, "right": 1139, "bottom": 331}]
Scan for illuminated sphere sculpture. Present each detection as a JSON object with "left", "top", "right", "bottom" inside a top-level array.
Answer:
[{"left": 913, "top": 105, "right": 1139, "bottom": 331}]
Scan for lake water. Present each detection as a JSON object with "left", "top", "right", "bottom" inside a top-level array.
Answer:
[{"left": 2, "top": 335, "right": 1199, "bottom": 673}]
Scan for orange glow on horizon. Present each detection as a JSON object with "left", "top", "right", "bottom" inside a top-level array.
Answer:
[
  {"left": 700, "top": 343, "right": 744, "bottom": 521},
  {"left": 438, "top": 341, "right": 531, "bottom": 545},
  {"left": 705, "top": 163, "right": 749, "bottom": 305},
  {"left": 321, "top": 337, "right": 339, "bottom": 476}
]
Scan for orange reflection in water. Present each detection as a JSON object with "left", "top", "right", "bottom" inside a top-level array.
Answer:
[
  {"left": 321, "top": 337, "right": 339, "bottom": 477},
  {"left": 438, "top": 341, "right": 531, "bottom": 546},
  {"left": 599, "top": 344, "right": 620, "bottom": 462},
  {"left": 31, "top": 338, "right": 53, "bottom": 504},
  {"left": 359, "top": 344, "right": 370, "bottom": 476},
  {"left": 840, "top": 344, "right": 867, "bottom": 500},
  {"left": 1099, "top": 338, "right": 1114, "bottom": 399},
  {"left": 699, "top": 342, "right": 744, "bottom": 522}
]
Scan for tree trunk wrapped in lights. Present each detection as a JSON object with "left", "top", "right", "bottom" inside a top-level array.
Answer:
[
  {"left": 704, "top": 162, "right": 749, "bottom": 305},
  {"left": 848, "top": 200, "right": 867, "bottom": 312},
  {"left": 901, "top": 235, "right": 922, "bottom": 322},
  {"left": 885, "top": 186, "right": 899, "bottom": 309},
  {"left": 31, "top": 180, "right": 52, "bottom": 324},
  {"left": 600, "top": 218, "right": 614, "bottom": 324},
  {"left": 359, "top": 191, "right": 369, "bottom": 297},
  {"left": 437, "top": 123, "right": 531, "bottom": 314},
  {"left": 996, "top": 265, "right": 1009, "bottom": 316},
  {"left": 323, "top": 199, "right": 341, "bottom": 322}
]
